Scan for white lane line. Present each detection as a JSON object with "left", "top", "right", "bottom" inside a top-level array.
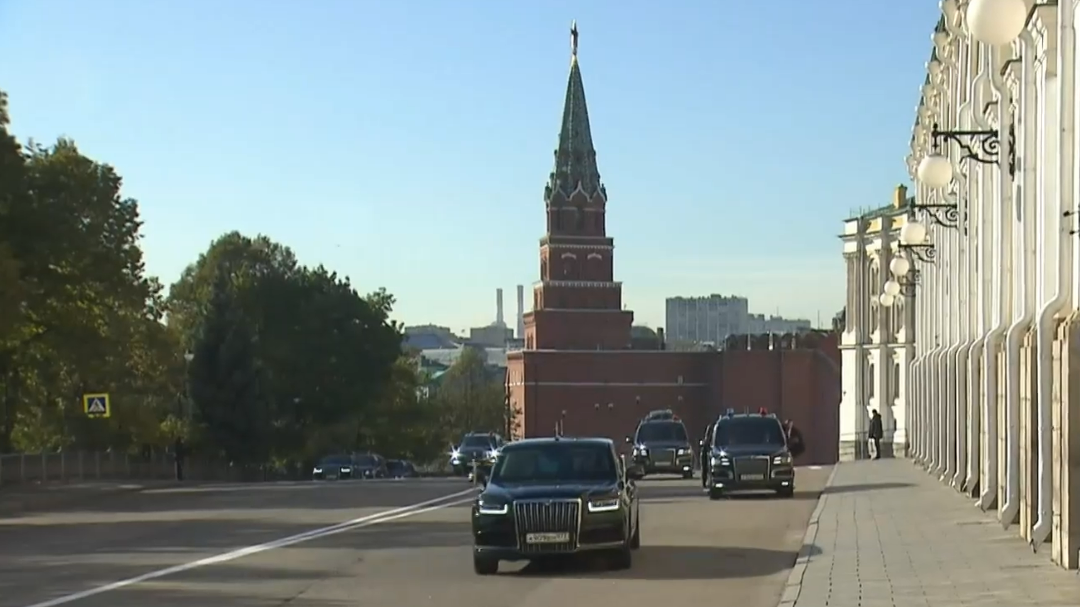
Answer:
[{"left": 23, "top": 488, "right": 477, "bottom": 607}]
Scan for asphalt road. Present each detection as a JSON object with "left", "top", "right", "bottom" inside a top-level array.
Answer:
[{"left": 0, "top": 468, "right": 831, "bottom": 607}]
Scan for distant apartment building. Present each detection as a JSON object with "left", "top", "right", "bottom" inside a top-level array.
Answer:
[
  {"left": 665, "top": 295, "right": 750, "bottom": 345},
  {"left": 469, "top": 323, "right": 513, "bottom": 347},
  {"left": 665, "top": 294, "right": 813, "bottom": 346},
  {"left": 746, "top": 314, "right": 812, "bottom": 335}
]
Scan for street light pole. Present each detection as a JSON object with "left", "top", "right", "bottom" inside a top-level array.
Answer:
[{"left": 175, "top": 351, "right": 194, "bottom": 482}]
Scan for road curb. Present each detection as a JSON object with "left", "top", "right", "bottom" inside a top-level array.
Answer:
[{"left": 778, "top": 463, "right": 839, "bottom": 607}]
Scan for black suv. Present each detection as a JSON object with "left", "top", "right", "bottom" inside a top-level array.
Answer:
[
  {"left": 625, "top": 410, "right": 694, "bottom": 479},
  {"left": 700, "top": 410, "right": 794, "bottom": 499},
  {"left": 312, "top": 454, "right": 355, "bottom": 480},
  {"left": 450, "top": 432, "right": 505, "bottom": 476},
  {"left": 471, "top": 437, "right": 642, "bottom": 575}
]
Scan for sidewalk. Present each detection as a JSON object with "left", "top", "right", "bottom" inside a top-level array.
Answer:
[{"left": 782, "top": 460, "right": 1080, "bottom": 607}]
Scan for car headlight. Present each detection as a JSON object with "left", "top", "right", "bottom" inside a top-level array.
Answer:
[
  {"left": 340, "top": 467, "right": 351, "bottom": 473},
  {"left": 634, "top": 445, "right": 648, "bottom": 456},
  {"left": 677, "top": 448, "right": 690, "bottom": 456},
  {"left": 587, "top": 497, "right": 621, "bottom": 513},
  {"left": 312, "top": 467, "right": 323, "bottom": 474},
  {"left": 477, "top": 500, "right": 508, "bottom": 515},
  {"left": 773, "top": 453, "right": 793, "bottom": 465},
  {"left": 486, "top": 450, "right": 499, "bottom": 461},
  {"left": 710, "top": 453, "right": 730, "bottom": 467}
]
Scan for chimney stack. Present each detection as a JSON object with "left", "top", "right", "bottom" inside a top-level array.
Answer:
[
  {"left": 516, "top": 285, "right": 525, "bottom": 338},
  {"left": 496, "top": 288, "right": 504, "bottom": 326}
]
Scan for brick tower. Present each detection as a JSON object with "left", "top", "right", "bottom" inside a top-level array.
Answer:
[{"left": 521, "top": 22, "right": 633, "bottom": 351}]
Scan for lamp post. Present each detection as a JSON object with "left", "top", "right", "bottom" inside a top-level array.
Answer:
[
  {"left": 880, "top": 248, "right": 923, "bottom": 308},
  {"left": 175, "top": 350, "right": 194, "bottom": 481}
]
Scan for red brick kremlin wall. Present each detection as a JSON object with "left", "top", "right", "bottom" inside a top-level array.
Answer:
[{"left": 506, "top": 332, "right": 840, "bottom": 466}]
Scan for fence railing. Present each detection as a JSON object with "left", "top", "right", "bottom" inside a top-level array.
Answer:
[{"left": 0, "top": 451, "right": 456, "bottom": 486}]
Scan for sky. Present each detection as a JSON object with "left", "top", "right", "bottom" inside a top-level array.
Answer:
[{"left": 0, "top": 0, "right": 940, "bottom": 333}]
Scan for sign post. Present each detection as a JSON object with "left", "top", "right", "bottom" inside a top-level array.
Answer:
[{"left": 83, "top": 393, "right": 111, "bottom": 419}]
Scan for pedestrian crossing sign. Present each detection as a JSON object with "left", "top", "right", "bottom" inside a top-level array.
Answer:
[{"left": 83, "top": 393, "right": 111, "bottom": 418}]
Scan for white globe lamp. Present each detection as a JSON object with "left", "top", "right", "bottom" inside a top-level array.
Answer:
[
  {"left": 917, "top": 154, "right": 952, "bottom": 188},
  {"left": 966, "top": 0, "right": 1028, "bottom": 46},
  {"left": 879, "top": 293, "right": 896, "bottom": 307},
  {"left": 889, "top": 256, "right": 911, "bottom": 277},
  {"left": 883, "top": 280, "right": 902, "bottom": 298},
  {"left": 900, "top": 220, "right": 928, "bottom": 246}
]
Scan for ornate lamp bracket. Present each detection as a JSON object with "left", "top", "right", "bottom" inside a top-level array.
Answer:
[
  {"left": 930, "top": 122, "right": 1016, "bottom": 177},
  {"left": 897, "top": 269, "right": 921, "bottom": 296},
  {"left": 899, "top": 243, "right": 936, "bottom": 264},
  {"left": 913, "top": 202, "right": 963, "bottom": 230}
]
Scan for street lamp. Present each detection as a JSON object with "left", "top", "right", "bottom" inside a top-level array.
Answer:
[
  {"left": 883, "top": 280, "right": 902, "bottom": 298},
  {"left": 899, "top": 220, "right": 937, "bottom": 263},
  {"left": 889, "top": 256, "right": 911, "bottom": 278},
  {"left": 917, "top": 154, "right": 953, "bottom": 190},
  {"left": 966, "top": 0, "right": 1029, "bottom": 46}
]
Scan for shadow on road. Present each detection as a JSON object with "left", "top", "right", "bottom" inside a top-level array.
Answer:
[
  {"left": 642, "top": 489, "right": 822, "bottom": 505},
  {"left": 822, "top": 482, "right": 913, "bottom": 494},
  {"left": 509, "top": 543, "right": 823, "bottom": 580},
  {"left": 0, "top": 480, "right": 476, "bottom": 518}
]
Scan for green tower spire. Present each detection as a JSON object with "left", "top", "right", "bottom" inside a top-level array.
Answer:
[{"left": 545, "top": 21, "right": 606, "bottom": 203}]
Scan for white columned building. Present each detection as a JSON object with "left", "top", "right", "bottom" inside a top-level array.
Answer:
[
  {"left": 839, "top": 187, "right": 915, "bottom": 461},
  {"left": 840, "top": 0, "right": 1080, "bottom": 569}
]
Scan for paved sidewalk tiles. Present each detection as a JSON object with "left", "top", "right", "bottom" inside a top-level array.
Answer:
[{"left": 780, "top": 460, "right": 1080, "bottom": 607}]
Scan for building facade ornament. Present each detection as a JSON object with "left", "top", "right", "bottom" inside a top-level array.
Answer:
[{"left": 845, "top": 0, "right": 1080, "bottom": 570}]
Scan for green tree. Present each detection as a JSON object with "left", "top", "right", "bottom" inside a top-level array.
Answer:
[
  {"left": 360, "top": 355, "right": 444, "bottom": 462},
  {"left": 0, "top": 90, "right": 174, "bottom": 452},
  {"left": 168, "top": 232, "right": 404, "bottom": 464},
  {"left": 435, "top": 347, "right": 507, "bottom": 443},
  {"left": 187, "top": 273, "right": 270, "bottom": 464}
]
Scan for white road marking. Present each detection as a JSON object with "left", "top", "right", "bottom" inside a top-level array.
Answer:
[
  {"left": 806, "top": 465, "right": 824, "bottom": 470},
  {"left": 22, "top": 488, "right": 477, "bottom": 607}
]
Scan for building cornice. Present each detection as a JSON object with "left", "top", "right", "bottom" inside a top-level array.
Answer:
[
  {"left": 539, "top": 235, "right": 614, "bottom": 246},
  {"left": 534, "top": 280, "right": 622, "bottom": 289},
  {"left": 541, "top": 242, "right": 614, "bottom": 251}
]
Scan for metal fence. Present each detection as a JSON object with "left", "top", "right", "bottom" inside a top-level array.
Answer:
[
  {"left": 0, "top": 451, "right": 456, "bottom": 486},
  {"left": 0, "top": 451, "right": 299, "bottom": 486}
]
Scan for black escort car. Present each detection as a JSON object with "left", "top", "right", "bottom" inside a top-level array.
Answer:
[
  {"left": 701, "top": 409, "right": 795, "bottom": 499},
  {"left": 470, "top": 437, "right": 642, "bottom": 575},
  {"left": 625, "top": 410, "right": 694, "bottom": 479}
]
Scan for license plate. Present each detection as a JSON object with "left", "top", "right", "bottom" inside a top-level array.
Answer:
[
  {"left": 740, "top": 473, "right": 764, "bottom": 481},
  {"left": 525, "top": 532, "right": 570, "bottom": 544}
]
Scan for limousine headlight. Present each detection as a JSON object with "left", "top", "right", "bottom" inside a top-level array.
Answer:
[
  {"left": 587, "top": 497, "right": 621, "bottom": 513},
  {"left": 773, "top": 453, "right": 793, "bottom": 465},
  {"left": 477, "top": 500, "right": 508, "bottom": 515}
]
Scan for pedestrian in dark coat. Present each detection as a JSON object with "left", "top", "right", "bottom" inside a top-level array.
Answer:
[
  {"left": 869, "top": 409, "right": 884, "bottom": 460},
  {"left": 783, "top": 419, "right": 805, "bottom": 459}
]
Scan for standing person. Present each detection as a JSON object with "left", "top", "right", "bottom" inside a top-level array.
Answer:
[
  {"left": 783, "top": 420, "right": 805, "bottom": 459},
  {"left": 868, "top": 409, "right": 884, "bottom": 460}
]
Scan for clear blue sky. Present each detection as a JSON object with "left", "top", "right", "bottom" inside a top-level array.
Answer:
[{"left": 0, "top": 0, "right": 939, "bottom": 332}]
